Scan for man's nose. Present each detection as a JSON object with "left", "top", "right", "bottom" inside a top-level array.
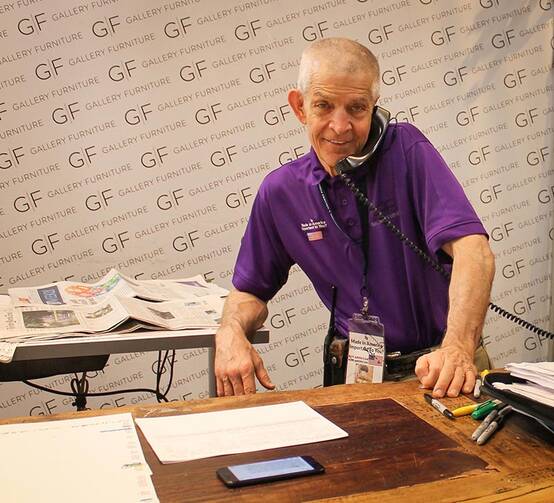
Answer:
[{"left": 329, "top": 109, "right": 352, "bottom": 135}]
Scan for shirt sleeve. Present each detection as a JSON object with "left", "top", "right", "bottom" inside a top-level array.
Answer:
[
  {"left": 232, "top": 182, "right": 294, "bottom": 302},
  {"left": 405, "top": 137, "right": 488, "bottom": 256}
]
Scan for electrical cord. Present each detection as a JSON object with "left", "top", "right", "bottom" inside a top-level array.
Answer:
[
  {"left": 341, "top": 172, "right": 554, "bottom": 340},
  {"left": 22, "top": 349, "right": 177, "bottom": 410},
  {"left": 23, "top": 378, "right": 166, "bottom": 400},
  {"left": 154, "top": 349, "right": 176, "bottom": 402}
]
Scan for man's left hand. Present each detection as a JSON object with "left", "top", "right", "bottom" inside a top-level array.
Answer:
[{"left": 415, "top": 345, "right": 476, "bottom": 398}]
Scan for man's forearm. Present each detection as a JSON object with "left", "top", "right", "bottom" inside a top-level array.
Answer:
[
  {"left": 215, "top": 290, "right": 272, "bottom": 395},
  {"left": 442, "top": 235, "right": 495, "bottom": 353},
  {"left": 218, "top": 289, "right": 268, "bottom": 338}
]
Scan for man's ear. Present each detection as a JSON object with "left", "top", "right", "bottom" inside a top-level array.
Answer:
[{"left": 288, "top": 89, "right": 307, "bottom": 124}]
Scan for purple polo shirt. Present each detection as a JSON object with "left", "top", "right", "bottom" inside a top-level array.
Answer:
[{"left": 233, "top": 123, "right": 487, "bottom": 353}]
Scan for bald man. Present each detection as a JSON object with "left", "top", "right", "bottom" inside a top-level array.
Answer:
[{"left": 214, "top": 38, "right": 495, "bottom": 399}]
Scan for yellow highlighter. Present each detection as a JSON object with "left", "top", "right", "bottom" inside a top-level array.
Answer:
[{"left": 452, "top": 402, "right": 485, "bottom": 417}]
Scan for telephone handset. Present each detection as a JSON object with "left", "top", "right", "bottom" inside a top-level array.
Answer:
[
  {"left": 336, "top": 105, "right": 391, "bottom": 175},
  {"left": 333, "top": 106, "right": 553, "bottom": 341}
]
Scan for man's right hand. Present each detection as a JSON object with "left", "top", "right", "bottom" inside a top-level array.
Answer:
[{"left": 215, "top": 326, "right": 274, "bottom": 396}]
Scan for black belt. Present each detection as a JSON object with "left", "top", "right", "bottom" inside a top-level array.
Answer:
[
  {"left": 384, "top": 348, "right": 432, "bottom": 381},
  {"left": 324, "top": 331, "right": 433, "bottom": 385}
]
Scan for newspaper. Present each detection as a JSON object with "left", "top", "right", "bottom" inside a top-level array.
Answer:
[
  {"left": 0, "top": 295, "right": 223, "bottom": 341},
  {"left": 125, "top": 276, "right": 229, "bottom": 302},
  {"left": 8, "top": 269, "right": 228, "bottom": 306},
  {"left": 8, "top": 269, "right": 134, "bottom": 306}
]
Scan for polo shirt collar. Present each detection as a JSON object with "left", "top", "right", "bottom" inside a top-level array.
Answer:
[
  {"left": 305, "top": 148, "right": 329, "bottom": 186},
  {"left": 306, "top": 147, "right": 372, "bottom": 186}
]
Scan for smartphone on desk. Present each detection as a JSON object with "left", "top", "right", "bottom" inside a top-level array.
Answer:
[{"left": 216, "top": 455, "right": 325, "bottom": 487}]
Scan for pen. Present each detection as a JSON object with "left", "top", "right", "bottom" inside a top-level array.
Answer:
[
  {"left": 476, "top": 405, "right": 512, "bottom": 445},
  {"left": 475, "top": 369, "right": 489, "bottom": 398},
  {"left": 473, "top": 377, "right": 482, "bottom": 398},
  {"left": 452, "top": 402, "right": 482, "bottom": 417},
  {"left": 424, "top": 393, "right": 454, "bottom": 419},
  {"left": 471, "top": 409, "right": 498, "bottom": 441},
  {"left": 471, "top": 399, "right": 501, "bottom": 420}
]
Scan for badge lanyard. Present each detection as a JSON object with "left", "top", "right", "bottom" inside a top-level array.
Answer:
[
  {"left": 318, "top": 181, "right": 370, "bottom": 315},
  {"left": 319, "top": 180, "right": 386, "bottom": 384}
]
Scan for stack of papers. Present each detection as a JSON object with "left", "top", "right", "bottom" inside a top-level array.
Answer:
[
  {"left": 0, "top": 269, "right": 229, "bottom": 362},
  {"left": 0, "top": 413, "right": 158, "bottom": 503},
  {"left": 136, "top": 401, "right": 348, "bottom": 464},
  {"left": 494, "top": 362, "right": 554, "bottom": 407}
]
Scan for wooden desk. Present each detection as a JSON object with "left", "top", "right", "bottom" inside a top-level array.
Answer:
[{"left": 1, "top": 381, "right": 552, "bottom": 502}]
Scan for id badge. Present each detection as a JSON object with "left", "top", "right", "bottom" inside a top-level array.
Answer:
[{"left": 345, "top": 313, "right": 385, "bottom": 384}]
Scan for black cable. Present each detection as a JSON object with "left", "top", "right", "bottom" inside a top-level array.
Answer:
[
  {"left": 340, "top": 172, "right": 554, "bottom": 340},
  {"left": 153, "top": 349, "right": 176, "bottom": 403},
  {"left": 155, "top": 350, "right": 168, "bottom": 402},
  {"left": 23, "top": 349, "right": 178, "bottom": 407},
  {"left": 164, "top": 350, "right": 176, "bottom": 397},
  {"left": 70, "top": 373, "right": 90, "bottom": 410},
  {"left": 155, "top": 350, "right": 164, "bottom": 399},
  {"left": 23, "top": 378, "right": 166, "bottom": 399}
]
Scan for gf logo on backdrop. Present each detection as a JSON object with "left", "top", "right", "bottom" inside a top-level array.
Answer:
[
  {"left": 164, "top": 16, "right": 192, "bottom": 38},
  {"left": 180, "top": 60, "right": 207, "bottom": 82},
  {"left": 92, "top": 15, "right": 121, "bottom": 37},
  {"left": 141, "top": 146, "right": 168, "bottom": 168},
  {"left": 210, "top": 145, "right": 237, "bottom": 167},
  {"left": 51, "top": 102, "right": 80, "bottom": 124},
  {"left": 35, "top": 58, "right": 63, "bottom": 80},
  {"left": 69, "top": 146, "right": 96, "bottom": 168},
  {"left": 124, "top": 103, "right": 152, "bottom": 125},
  {"left": 234, "top": 19, "right": 262, "bottom": 40},
  {"left": 102, "top": 232, "right": 130, "bottom": 254},
  {"left": 108, "top": 60, "right": 137, "bottom": 81},
  {"left": 0, "top": 147, "right": 24, "bottom": 169},
  {"left": 157, "top": 189, "right": 184, "bottom": 210},
  {"left": 31, "top": 233, "right": 60, "bottom": 255},
  {"left": 13, "top": 190, "right": 42, "bottom": 212},
  {"left": 85, "top": 189, "right": 114, "bottom": 211},
  {"left": 17, "top": 12, "right": 47, "bottom": 35}
]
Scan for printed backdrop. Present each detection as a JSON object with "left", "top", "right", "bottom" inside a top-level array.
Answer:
[{"left": 0, "top": 0, "right": 552, "bottom": 417}]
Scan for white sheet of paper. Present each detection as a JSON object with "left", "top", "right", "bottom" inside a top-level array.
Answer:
[
  {"left": 0, "top": 413, "right": 158, "bottom": 503},
  {"left": 506, "top": 362, "right": 554, "bottom": 390},
  {"left": 493, "top": 381, "right": 554, "bottom": 407},
  {"left": 135, "top": 401, "right": 348, "bottom": 464}
]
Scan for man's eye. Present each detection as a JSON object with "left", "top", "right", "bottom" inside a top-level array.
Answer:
[{"left": 315, "top": 102, "right": 329, "bottom": 109}]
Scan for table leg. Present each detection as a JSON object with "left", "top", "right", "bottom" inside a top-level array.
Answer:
[{"left": 208, "top": 347, "right": 216, "bottom": 397}]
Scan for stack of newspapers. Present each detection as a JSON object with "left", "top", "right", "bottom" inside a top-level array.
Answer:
[{"left": 0, "top": 269, "right": 228, "bottom": 345}]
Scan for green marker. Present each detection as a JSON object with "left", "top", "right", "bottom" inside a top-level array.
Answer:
[{"left": 471, "top": 400, "right": 500, "bottom": 420}]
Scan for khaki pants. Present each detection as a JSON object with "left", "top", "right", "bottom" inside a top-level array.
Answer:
[{"left": 473, "top": 344, "right": 491, "bottom": 373}]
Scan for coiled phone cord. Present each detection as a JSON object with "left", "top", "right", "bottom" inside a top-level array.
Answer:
[{"left": 340, "top": 173, "right": 554, "bottom": 340}]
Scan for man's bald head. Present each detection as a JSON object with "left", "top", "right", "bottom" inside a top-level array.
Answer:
[{"left": 297, "top": 38, "right": 380, "bottom": 100}]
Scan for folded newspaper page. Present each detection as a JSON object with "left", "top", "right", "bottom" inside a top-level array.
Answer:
[
  {"left": 8, "top": 269, "right": 136, "bottom": 306},
  {"left": 8, "top": 269, "right": 229, "bottom": 306},
  {"left": 123, "top": 275, "right": 228, "bottom": 302},
  {"left": 0, "top": 295, "right": 224, "bottom": 341},
  {"left": 116, "top": 295, "right": 223, "bottom": 330},
  {"left": 0, "top": 296, "right": 129, "bottom": 339}
]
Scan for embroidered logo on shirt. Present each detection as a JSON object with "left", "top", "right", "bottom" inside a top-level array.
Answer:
[{"left": 301, "top": 219, "right": 327, "bottom": 242}]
